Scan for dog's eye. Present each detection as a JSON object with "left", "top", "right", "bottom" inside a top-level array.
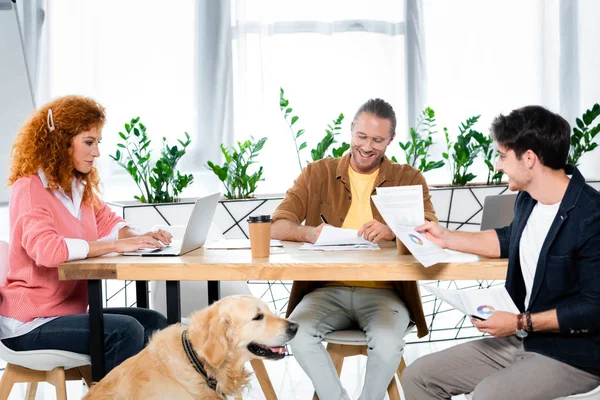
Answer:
[{"left": 252, "top": 314, "right": 264, "bottom": 321}]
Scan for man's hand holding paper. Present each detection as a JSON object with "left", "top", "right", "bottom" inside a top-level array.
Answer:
[{"left": 372, "top": 185, "right": 449, "bottom": 267}]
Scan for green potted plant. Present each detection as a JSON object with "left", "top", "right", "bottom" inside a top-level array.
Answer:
[
  {"left": 107, "top": 117, "right": 196, "bottom": 234},
  {"left": 279, "top": 88, "right": 349, "bottom": 171},
  {"left": 442, "top": 115, "right": 482, "bottom": 186},
  {"left": 472, "top": 131, "right": 504, "bottom": 185},
  {"left": 391, "top": 107, "right": 445, "bottom": 172},
  {"left": 110, "top": 117, "right": 194, "bottom": 203},
  {"left": 206, "top": 137, "right": 268, "bottom": 199},
  {"left": 569, "top": 103, "right": 600, "bottom": 166}
]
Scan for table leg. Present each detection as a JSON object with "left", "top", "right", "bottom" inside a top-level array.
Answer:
[
  {"left": 135, "top": 281, "right": 149, "bottom": 308},
  {"left": 208, "top": 281, "right": 220, "bottom": 305},
  {"left": 88, "top": 280, "right": 105, "bottom": 382},
  {"left": 166, "top": 281, "right": 181, "bottom": 324}
]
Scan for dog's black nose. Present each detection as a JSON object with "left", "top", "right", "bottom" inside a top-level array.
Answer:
[{"left": 287, "top": 322, "right": 299, "bottom": 335}]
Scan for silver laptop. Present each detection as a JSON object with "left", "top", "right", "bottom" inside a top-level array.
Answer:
[
  {"left": 124, "top": 193, "right": 220, "bottom": 256},
  {"left": 480, "top": 193, "right": 517, "bottom": 231}
]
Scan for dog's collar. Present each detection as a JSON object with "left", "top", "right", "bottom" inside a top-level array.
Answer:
[{"left": 181, "top": 329, "right": 220, "bottom": 394}]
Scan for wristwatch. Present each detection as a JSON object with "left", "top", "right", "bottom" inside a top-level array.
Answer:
[{"left": 516, "top": 312, "right": 532, "bottom": 339}]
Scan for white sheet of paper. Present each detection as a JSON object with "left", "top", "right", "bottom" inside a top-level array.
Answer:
[
  {"left": 204, "top": 239, "right": 283, "bottom": 249},
  {"left": 299, "top": 243, "right": 380, "bottom": 251},
  {"left": 395, "top": 229, "right": 450, "bottom": 267},
  {"left": 421, "top": 285, "right": 519, "bottom": 320},
  {"left": 374, "top": 185, "right": 425, "bottom": 227},
  {"left": 371, "top": 190, "right": 449, "bottom": 267},
  {"left": 313, "top": 225, "right": 371, "bottom": 246}
]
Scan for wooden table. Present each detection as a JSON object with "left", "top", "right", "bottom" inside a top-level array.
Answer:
[{"left": 59, "top": 242, "right": 508, "bottom": 382}]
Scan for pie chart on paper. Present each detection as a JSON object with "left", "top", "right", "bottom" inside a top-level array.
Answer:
[
  {"left": 408, "top": 233, "right": 423, "bottom": 246},
  {"left": 477, "top": 305, "right": 496, "bottom": 315}
]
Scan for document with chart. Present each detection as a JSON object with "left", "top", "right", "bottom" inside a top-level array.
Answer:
[
  {"left": 420, "top": 285, "right": 520, "bottom": 320},
  {"left": 372, "top": 185, "right": 449, "bottom": 267}
]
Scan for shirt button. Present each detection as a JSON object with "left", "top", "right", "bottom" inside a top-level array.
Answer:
[
  {"left": 319, "top": 200, "right": 323, "bottom": 204},
  {"left": 348, "top": 196, "right": 351, "bottom": 200},
  {"left": 340, "top": 217, "right": 344, "bottom": 222}
]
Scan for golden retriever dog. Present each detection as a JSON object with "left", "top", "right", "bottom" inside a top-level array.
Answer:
[{"left": 84, "top": 295, "right": 298, "bottom": 399}]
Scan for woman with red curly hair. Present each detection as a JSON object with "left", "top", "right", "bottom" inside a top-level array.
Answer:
[{"left": 0, "top": 95, "right": 169, "bottom": 374}]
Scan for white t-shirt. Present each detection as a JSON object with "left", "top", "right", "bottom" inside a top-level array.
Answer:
[{"left": 518, "top": 201, "right": 561, "bottom": 309}]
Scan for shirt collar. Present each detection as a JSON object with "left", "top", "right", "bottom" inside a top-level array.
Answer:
[{"left": 37, "top": 168, "right": 85, "bottom": 199}]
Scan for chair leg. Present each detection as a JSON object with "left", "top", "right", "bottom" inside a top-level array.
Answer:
[
  {"left": 25, "top": 382, "right": 38, "bottom": 400},
  {"left": 79, "top": 365, "right": 93, "bottom": 388},
  {"left": 325, "top": 343, "right": 346, "bottom": 376},
  {"left": 46, "top": 367, "right": 67, "bottom": 400},
  {"left": 396, "top": 357, "right": 407, "bottom": 383},
  {"left": 0, "top": 363, "right": 17, "bottom": 400},
  {"left": 387, "top": 375, "right": 402, "bottom": 400},
  {"left": 249, "top": 359, "right": 277, "bottom": 400}
]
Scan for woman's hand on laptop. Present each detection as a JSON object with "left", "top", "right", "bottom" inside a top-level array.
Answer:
[
  {"left": 142, "top": 229, "right": 173, "bottom": 245},
  {"left": 114, "top": 236, "right": 164, "bottom": 253}
]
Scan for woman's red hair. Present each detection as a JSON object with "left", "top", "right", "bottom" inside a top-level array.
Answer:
[{"left": 8, "top": 95, "right": 106, "bottom": 205}]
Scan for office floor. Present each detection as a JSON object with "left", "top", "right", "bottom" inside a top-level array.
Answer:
[{"left": 0, "top": 204, "right": 472, "bottom": 399}]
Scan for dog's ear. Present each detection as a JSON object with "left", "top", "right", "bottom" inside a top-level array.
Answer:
[
  {"left": 189, "top": 309, "right": 231, "bottom": 369},
  {"left": 202, "top": 317, "right": 231, "bottom": 368}
]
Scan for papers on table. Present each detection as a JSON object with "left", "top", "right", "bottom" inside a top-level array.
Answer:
[
  {"left": 372, "top": 185, "right": 449, "bottom": 267},
  {"left": 300, "top": 225, "right": 380, "bottom": 251},
  {"left": 421, "top": 285, "right": 519, "bottom": 320},
  {"left": 204, "top": 239, "right": 283, "bottom": 249}
]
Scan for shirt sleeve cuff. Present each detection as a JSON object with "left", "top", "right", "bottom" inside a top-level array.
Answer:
[
  {"left": 98, "top": 222, "right": 130, "bottom": 242},
  {"left": 64, "top": 238, "right": 90, "bottom": 261}
]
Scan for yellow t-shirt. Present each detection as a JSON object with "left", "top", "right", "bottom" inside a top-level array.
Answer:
[{"left": 323, "top": 166, "right": 393, "bottom": 289}]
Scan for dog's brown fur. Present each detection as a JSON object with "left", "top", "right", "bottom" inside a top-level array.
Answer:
[{"left": 84, "top": 295, "right": 297, "bottom": 399}]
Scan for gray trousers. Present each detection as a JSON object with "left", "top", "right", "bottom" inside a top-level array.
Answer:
[
  {"left": 402, "top": 336, "right": 600, "bottom": 400},
  {"left": 289, "top": 286, "right": 411, "bottom": 400}
]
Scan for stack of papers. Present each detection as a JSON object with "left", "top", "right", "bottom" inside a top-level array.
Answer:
[
  {"left": 421, "top": 285, "right": 519, "bottom": 320},
  {"left": 372, "top": 185, "right": 449, "bottom": 267},
  {"left": 300, "top": 225, "right": 380, "bottom": 251}
]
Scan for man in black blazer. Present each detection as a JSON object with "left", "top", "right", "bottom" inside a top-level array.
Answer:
[{"left": 403, "top": 105, "right": 600, "bottom": 400}]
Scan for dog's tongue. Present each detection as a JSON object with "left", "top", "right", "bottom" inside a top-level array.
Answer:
[{"left": 268, "top": 346, "right": 287, "bottom": 354}]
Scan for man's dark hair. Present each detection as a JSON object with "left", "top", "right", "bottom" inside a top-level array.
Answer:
[
  {"left": 490, "top": 105, "right": 571, "bottom": 170},
  {"left": 352, "top": 98, "right": 397, "bottom": 136}
]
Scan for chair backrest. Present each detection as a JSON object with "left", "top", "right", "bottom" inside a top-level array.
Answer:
[
  {"left": 480, "top": 194, "right": 517, "bottom": 231},
  {"left": 0, "top": 240, "right": 8, "bottom": 286}
]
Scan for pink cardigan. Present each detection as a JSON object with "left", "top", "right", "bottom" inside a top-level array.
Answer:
[{"left": 0, "top": 175, "right": 125, "bottom": 322}]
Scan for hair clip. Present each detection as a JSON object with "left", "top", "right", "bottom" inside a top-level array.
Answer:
[{"left": 47, "top": 109, "right": 55, "bottom": 132}]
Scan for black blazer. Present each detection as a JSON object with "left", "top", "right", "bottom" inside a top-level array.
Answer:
[{"left": 495, "top": 165, "right": 600, "bottom": 375}]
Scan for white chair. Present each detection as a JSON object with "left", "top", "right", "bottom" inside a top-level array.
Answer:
[
  {"left": 313, "top": 326, "right": 414, "bottom": 400},
  {"left": 0, "top": 240, "right": 92, "bottom": 400}
]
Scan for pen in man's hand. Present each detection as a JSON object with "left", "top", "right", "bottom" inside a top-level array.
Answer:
[
  {"left": 470, "top": 314, "right": 486, "bottom": 321},
  {"left": 320, "top": 214, "right": 328, "bottom": 224}
]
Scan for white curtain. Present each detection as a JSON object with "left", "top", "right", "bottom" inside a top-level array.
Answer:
[
  {"left": 189, "top": 0, "right": 234, "bottom": 175},
  {"left": 419, "top": 0, "right": 600, "bottom": 183},
  {"left": 37, "top": 0, "right": 214, "bottom": 201},
  {"left": 14, "top": 0, "right": 44, "bottom": 106},
  {"left": 232, "top": 0, "right": 600, "bottom": 187},
  {"left": 231, "top": 0, "right": 409, "bottom": 193}
]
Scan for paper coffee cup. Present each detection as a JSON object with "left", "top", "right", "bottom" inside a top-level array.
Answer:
[{"left": 247, "top": 215, "right": 272, "bottom": 258}]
